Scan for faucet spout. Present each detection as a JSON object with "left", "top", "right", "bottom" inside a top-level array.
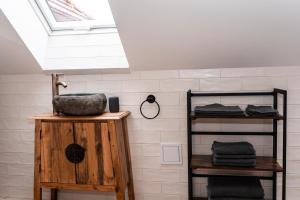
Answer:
[{"left": 57, "top": 81, "right": 68, "bottom": 88}]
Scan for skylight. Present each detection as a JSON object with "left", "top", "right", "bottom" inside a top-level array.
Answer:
[{"left": 34, "top": 0, "right": 116, "bottom": 32}]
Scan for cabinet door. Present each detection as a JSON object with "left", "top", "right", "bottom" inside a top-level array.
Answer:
[
  {"left": 74, "top": 122, "right": 115, "bottom": 185},
  {"left": 40, "top": 122, "right": 76, "bottom": 184}
]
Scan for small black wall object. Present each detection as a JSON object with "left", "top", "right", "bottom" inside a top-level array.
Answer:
[
  {"left": 140, "top": 94, "right": 160, "bottom": 119},
  {"left": 109, "top": 97, "right": 120, "bottom": 113}
]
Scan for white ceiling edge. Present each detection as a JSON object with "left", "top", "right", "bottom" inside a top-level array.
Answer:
[
  {"left": 0, "top": 10, "right": 42, "bottom": 74},
  {"left": 43, "top": 68, "right": 131, "bottom": 75}
]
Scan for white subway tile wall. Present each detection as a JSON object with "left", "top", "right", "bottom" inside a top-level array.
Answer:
[{"left": 0, "top": 66, "right": 299, "bottom": 199}]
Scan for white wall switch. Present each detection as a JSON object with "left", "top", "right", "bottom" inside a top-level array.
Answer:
[{"left": 160, "top": 143, "right": 182, "bottom": 165}]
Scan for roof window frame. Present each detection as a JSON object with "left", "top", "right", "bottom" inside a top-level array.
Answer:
[{"left": 31, "top": 0, "right": 117, "bottom": 34}]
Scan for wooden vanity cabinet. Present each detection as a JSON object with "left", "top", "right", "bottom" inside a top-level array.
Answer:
[{"left": 33, "top": 112, "right": 134, "bottom": 200}]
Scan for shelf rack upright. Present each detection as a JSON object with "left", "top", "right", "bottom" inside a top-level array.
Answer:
[{"left": 187, "top": 88, "right": 287, "bottom": 200}]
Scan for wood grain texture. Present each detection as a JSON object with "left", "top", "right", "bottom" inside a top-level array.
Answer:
[
  {"left": 116, "top": 189, "right": 126, "bottom": 200},
  {"left": 34, "top": 120, "right": 42, "bottom": 200},
  {"left": 34, "top": 113, "right": 134, "bottom": 200},
  {"left": 122, "top": 118, "right": 135, "bottom": 200},
  {"left": 108, "top": 120, "right": 127, "bottom": 199},
  {"left": 32, "top": 111, "right": 130, "bottom": 121},
  {"left": 41, "top": 182, "right": 116, "bottom": 192},
  {"left": 40, "top": 122, "right": 76, "bottom": 184},
  {"left": 101, "top": 123, "right": 115, "bottom": 185},
  {"left": 74, "top": 123, "right": 103, "bottom": 185},
  {"left": 115, "top": 120, "right": 129, "bottom": 186}
]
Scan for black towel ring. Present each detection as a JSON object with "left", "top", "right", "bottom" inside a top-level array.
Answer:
[{"left": 140, "top": 95, "right": 160, "bottom": 119}]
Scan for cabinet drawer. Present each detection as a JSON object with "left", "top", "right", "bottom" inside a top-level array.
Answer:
[{"left": 40, "top": 122, "right": 115, "bottom": 185}]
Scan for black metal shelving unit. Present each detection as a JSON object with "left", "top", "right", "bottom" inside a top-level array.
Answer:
[{"left": 187, "top": 88, "right": 287, "bottom": 200}]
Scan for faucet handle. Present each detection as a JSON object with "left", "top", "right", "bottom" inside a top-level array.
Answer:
[{"left": 52, "top": 73, "right": 64, "bottom": 77}]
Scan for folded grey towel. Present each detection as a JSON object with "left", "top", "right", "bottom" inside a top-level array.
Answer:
[
  {"left": 208, "top": 177, "right": 264, "bottom": 198},
  {"left": 213, "top": 156, "right": 256, "bottom": 167},
  {"left": 214, "top": 153, "right": 256, "bottom": 159},
  {"left": 194, "top": 104, "right": 244, "bottom": 116},
  {"left": 246, "top": 105, "right": 279, "bottom": 117},
  {"left": 212, "top": 141, "right": 256, "bottom": 155}
]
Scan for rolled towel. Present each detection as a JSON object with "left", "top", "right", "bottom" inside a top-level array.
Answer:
[
  {"left": 208, "top": 177, "right": 264, "bottom": 199},
  {"left": 194, "top": 104, "right": 244, "bottom": 116},
  {"left": 246, "top": 105, "right": 279, "bottom": 117},
  {"left": 212, "top": 141, "right": 256, "bottom": 155},
  {"left": 212, "top": 157, "right": 256, "bottom": 167},
  {"left": 213, "top": 153, "right": 256, "bottom": 159}
]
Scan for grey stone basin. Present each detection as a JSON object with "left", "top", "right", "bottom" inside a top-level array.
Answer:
[{"left": 53, "top": 93, "right": 107, "bottom": 116}]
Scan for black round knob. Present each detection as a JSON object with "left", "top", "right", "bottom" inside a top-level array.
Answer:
[
  {"left": 146, "top": 95, "right": 156, "bottom": 103},
  {"left": 65, "top": 144, "right": 85, "bottom": 164}
]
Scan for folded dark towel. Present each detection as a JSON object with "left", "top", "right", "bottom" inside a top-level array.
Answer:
[
  {"left": 194, "top": 103, "right": 244, "bottom": 116},
  {"left": 214, "top": 153, "right": 256, "bottom": 159},
  {"left": 209, "top": 198, "right": 265, "bottom": 200},
  {"left": 246, "top": 105, "right": 279, "bottom": 117},
  {"left": 212, "top": 141, "right": 256, "bottom": 155},
  {"left": 213, "top": 157, "right": 256, "bottom": 167},
  {"left": 208, "top": 177, "right": 264, "bottom": 198}
]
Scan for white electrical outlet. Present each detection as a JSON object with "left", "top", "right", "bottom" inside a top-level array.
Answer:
[{"left": 160, "top": 143, "right": 182, "bottom": 165}]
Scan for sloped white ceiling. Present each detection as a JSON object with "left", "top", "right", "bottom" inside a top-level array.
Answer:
[
  {"left": 110, "top": 0, "right": 300, "bottom": 70},
  {"left": 1, "top": 0, "right": 300, "bottom": 74},
  {"left": 0, "top": 10, "right": 41, "bottom": 74}
]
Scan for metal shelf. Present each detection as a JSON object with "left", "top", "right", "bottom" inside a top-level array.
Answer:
[
  {"left": 191, "top": 131, "right": 274, "bottom": 136},
  {"left": 187, "top": 88, "right": 287, "bottom": 200},
  {"left": 190, "top": 111, "right": 284, "bottom": 120}
]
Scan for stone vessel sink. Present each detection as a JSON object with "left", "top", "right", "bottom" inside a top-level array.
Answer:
[{"left": 53, "top": 93, "right": 107, "bottom": 116}]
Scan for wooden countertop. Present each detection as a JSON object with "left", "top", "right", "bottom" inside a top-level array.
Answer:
[{"left": 32, "top": 111, "right": 130, "bottom": 121}]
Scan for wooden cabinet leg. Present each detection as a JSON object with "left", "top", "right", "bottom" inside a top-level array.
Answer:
[
  {"left": 34, "top": 120, "right": 42, "bottom": 200},
  {"left": 51, "top": 189, "right": 58, "bottom": 200},
  {"left": 33, "top": 187, "right": 42, "bottom": 200},
  {"left": 116, "top": 189, "right": 126, "bottom": 200},
  {"left": 122, "top": 119, "right": 135, "bottom": 200},
  {"left": 127, "top": 181, "right": 134, "bottom": 200}
]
